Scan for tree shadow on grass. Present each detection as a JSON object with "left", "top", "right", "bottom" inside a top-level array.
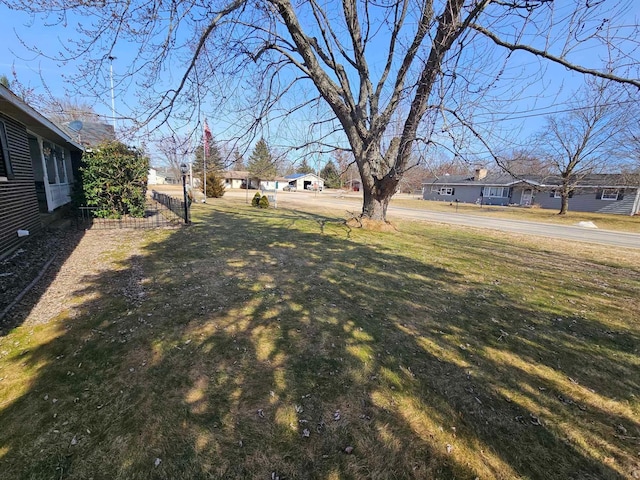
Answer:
[{"left": 0, "top": 202, "right": 637, "bottom": 479}]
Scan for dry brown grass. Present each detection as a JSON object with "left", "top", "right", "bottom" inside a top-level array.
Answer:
[{"left": 0, "top": 196, "right": 639, "bottom": 479}]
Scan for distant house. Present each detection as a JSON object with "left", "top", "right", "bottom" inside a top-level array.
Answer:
[
  {"left": 222, "top": 171, "right": 289, "bottom": 190},
  {"left": 224, "top": 170, "right": 254, "bottom": 189},
  {"left": 0, "top": 85, "right": 84, "bottom": 257},
  {"left": 150, "top": 166, "right": 179, "bottom": 185},
  {"left": 422, "top": 168, "right": 640, "bottom": 216},
  {"left": 284, "top": 172, "right": 325, "bottom": 191},
  {"left": 344, "top": 178, "right": 362, "bottom": 192}
]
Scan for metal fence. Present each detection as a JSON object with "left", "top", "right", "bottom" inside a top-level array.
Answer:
[
  {"left": 152, "top": 191, "right": 190, "bottom": 222},
  {"left": 76, "top": 194, "right": 188, "bottom": 230}
]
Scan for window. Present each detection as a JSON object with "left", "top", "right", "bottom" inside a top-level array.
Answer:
[
  {"left": 485, "top": 187, "right": 509, "bottom": 197},
  {"left": 551, "top": 189, "right": 574, "bottom": 198},
  {"left": 55, "top": 146, "right": 66, "bottom": 183},
  {"left": 0, "top": 120, "right": 14, "bottom": 180},
  {"left": 601, "top": 189, "right": 619, "bottom": 201},
  {"left": 438, "top": 187, "right": 455, "bottom": 195},
  {"left": 43, "top": 142, "right": 57, "bottom": 184}
]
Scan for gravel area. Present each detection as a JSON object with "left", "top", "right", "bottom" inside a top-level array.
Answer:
[
  {"left": 0, "top": 225, "right": 139, "bottom": 333},
  {"left": 1, "top": 227, "right": 78, "bottom": 310}
]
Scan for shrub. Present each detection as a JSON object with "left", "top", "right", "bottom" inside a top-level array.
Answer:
[
  {"left": 76, "top": 141, "right": 149, "bottom": 218},
  {"left": 252, "top": 192, "right": 262, "bottom": 207},
  {"left": 259, "top": 194, "right": 270, "bottom": 209},
  {"left": 204, "top": 170, "right": 226, "bottom": 198}
]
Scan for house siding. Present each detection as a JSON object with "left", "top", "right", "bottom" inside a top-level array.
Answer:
[
  {"left": 423, "top": 185, "right": 512, "bottom": 206},
  {"left": 423, "top": 185, "right": 480, "bottom": 203},
  {"left": 533, "top": 189, "right": 640, "bottom": 215},
  {"left": 0, "top": 113, "right": 41, "bottom": 256}
]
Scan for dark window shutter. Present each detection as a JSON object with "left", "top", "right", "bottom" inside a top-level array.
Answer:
[
  {"left": 595, "top": 190, "right": 603, "bottom": 200},
  {"left": 451, "top": 188, "right": 455, "bottom": 195},
  {"left": 0, "top": 121, "right": 14, "bottom": 179},
  {"left": 568, "top": 190, "right": 574, "bottom": 198},
  {"left": 479, "top": 186, "right": 484, "bottom": 197},
  {"left": 618, "top": 189, "right": 624, "bottom": 200},
  {"left": 550, "top": 190, "right": 555, "bottom": 198}
]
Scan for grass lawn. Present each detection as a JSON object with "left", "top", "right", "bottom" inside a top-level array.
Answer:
[{"left": 1, "top": 197, "right": 639, "bottom": 479}]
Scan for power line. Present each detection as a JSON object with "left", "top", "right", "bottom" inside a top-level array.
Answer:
[{"left": 470, "top": 98, "right": 637, "bottom": 125}]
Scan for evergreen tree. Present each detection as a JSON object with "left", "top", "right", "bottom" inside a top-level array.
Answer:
[
  {"left": 193, "top": 138, "right": 223, "bottom": 183},
  {"left": 0, "top": 75, "right": 10, "bottom": 88},
  {"left": 296, "top": 157, "right": 315, "bottom": 174},
  {"left": 231, "top": 149, "right": 245, "bottom": 171},
  {"left": 319, "top": 160, "right": 341, "bottom": 188},
  {"left": 204, "top": 170, "right": 226, "bottom": 198},
  {"left": 248, "top": 138, "right": 276, "bottom": 180}
]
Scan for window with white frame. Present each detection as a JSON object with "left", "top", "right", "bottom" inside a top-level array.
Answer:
[
  {"left": 553, "top": 190, "right": 562, "bottom": 198},
  {"left": 438, "top": 187, "right": 454, "bottom": 195},
  {"left": 55, "top": 146, "right": 67, "bottom": 183},
  {"left": 0, "top": 120, "right": 13, "bottom": 181},
  {"left": 485, "top": 186, "right": 509, "bottom": 197},
  {"left": 601, "top": 189, "right": 619, "bottom": 201}
]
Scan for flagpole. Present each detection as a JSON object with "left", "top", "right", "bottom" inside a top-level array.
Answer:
[{"left": 202, "top": 120, "right": 207, "bottom": 204}]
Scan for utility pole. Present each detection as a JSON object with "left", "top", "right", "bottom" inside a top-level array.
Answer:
[{"left": 108, "top": 55, "right": 116, "bottom": 131}]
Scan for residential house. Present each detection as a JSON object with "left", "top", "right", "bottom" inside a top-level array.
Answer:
[
  {"left": 422, "top": 168, "right": 640, "bottom": 216},
  {"left": 222, "top": 171, "right": 290, "bottom": 190},
  {"left": 224, "top": 170, "right": 254, "bottom": 189},
  {"left": 344, "top": 178, "right": 362, "bottom": 192},
  {"left": 148, "top": 167, "right": 170, "bottom": 185},
  {"left": 0, "top": 85, "right": 84, "bottom": 257}
]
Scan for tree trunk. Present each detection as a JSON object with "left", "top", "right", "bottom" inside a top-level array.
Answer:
[
  {"left": 559, "top": 193, "right": 569, "bottom": 215},
  {"left": 361, "top": 175, "right": 399, "bottom": 222}
]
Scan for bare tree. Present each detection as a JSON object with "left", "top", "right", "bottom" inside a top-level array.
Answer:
[
  {"left": 7, "top": 0, "right": 639, "bottom": 221},
  {"left": 42, "top": 96, "right": 102, "bottom": 124},
  {"left": 535, "top": 79, "right": 634, "bottom": 214},
  {"left": 616, "top": 103, "right": 640, "bottom": 174},
  {"left": 155, "top": 134, "right": 193, "bottom": 182},
  {"left": 498, "top": 150, "right": 551, "bottom": 177}
]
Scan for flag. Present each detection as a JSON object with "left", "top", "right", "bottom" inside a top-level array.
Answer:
[{"left": 203, "top": 119, "right": 212, "bottom": 158}]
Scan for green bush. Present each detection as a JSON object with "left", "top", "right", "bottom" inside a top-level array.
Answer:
[
  {"left": 259, "top": 194, "right": 270, "bottom": 209},
  {"left": 76, "top": 141, "right": 149, "bottom": 218},
  {"left": 204, "top": 170, "right": 226, "bottom": 198},
  {"left": 251, "top": 192, "right": 261, "bottom": 207}
]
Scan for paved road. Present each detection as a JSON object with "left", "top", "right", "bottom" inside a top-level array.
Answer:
[{"left": 273, "top": 192, "right": 640, "bottom": 250}]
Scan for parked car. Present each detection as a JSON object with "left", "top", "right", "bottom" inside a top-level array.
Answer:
[{"left": 283, "top": 184, "right": 296, "bottom": 191}]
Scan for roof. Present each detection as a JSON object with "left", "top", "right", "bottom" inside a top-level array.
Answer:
[
  {"left": 423, "top": 173, "right": 640, "bottom": 188},
  {"left": 284, "top": 172, "right": 325, "bottom": 181},
  {"left": 224, "top": 170, "right": 250, "bottom": 179},
  {"left": 0, "top": 85, "right": 83, "bottom": 151},
  {"left": 59, "top": 121, "right": 115, "bottom": 147}
]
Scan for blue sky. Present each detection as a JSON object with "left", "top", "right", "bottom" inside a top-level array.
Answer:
[{"left": 1, "top": 2, "right": 637, "bottom": 167}]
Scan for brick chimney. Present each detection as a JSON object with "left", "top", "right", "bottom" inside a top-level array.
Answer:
[{"left": 474, "top": 168, "right": 488, "bottom": 181}]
